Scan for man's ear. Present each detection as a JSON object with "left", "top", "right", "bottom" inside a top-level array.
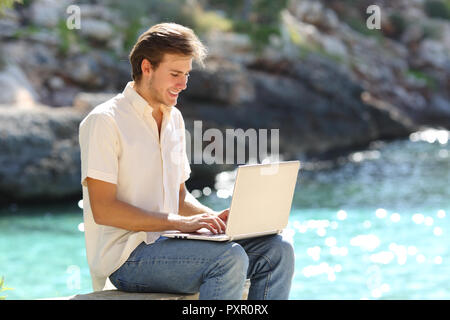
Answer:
[{"left": 140, "top": 58, "right": 153, "bottom": 77}]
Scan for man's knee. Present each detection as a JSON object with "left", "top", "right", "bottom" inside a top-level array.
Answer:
[
  {"left": 225, "top": 243, "right": 249, "bottom": 274},
  {"left": 271, "top": 235, "right": 295, "bottom": 273},
  {"left": 203, "top": 242, "right": 248, "bottom": 287},
  {"left": 280, "top": 238, "right": 295, "bottom": 264}
]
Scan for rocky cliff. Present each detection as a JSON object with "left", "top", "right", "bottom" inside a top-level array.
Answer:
[{"left": 0, "top": 0, "right": 448, "bottom": 202}]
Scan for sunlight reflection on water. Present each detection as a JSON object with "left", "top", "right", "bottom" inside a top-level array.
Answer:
[
  {"left": 0, "top": 129, "right": 448, "bottom": 300},
  {"left": 284, "top": 207, "right": 449, "bottom": 299}
]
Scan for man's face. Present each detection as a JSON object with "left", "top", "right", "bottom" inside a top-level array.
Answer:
[{"left": 143, "top": 53, "right": 192, "bottom": 108}]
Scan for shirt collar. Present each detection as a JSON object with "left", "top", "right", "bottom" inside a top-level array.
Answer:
[{"left": 123, "top": 81, "right": 172, "bottom": 119}]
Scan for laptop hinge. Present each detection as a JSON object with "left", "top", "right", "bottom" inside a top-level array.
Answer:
[{"left": 230, "top": 229, "right": 281, "bottom": 241}]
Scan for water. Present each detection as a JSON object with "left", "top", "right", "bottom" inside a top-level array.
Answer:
[
  {"left": 0, "top": 204, "right": 89, "bottom": 299},
  {"left": 0, "top": 130, "right": 449, "bottom": 300}
]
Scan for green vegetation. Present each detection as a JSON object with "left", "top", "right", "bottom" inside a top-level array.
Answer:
[
  {"left": 56, "top": 19, "right": 77, "bottom": 55},
  {"left": 0, "top": 276, "right": 14, "bottom": 300},
  {"left": 188, "top": 6, "right": 233, "bottom": 35},
  {"left": 109, "top": 0, "right": 232, "bottom": 53},
  {"left": 405, "top": 69, "right": 437, "bottom": 90},
  {"left": 286, "top": 23, "right": 345, "bottom": 63},
  {"left": 55, "top": 19, "right": 90, "bottom": 56},
  {"left": 11, "top": 24, "right": 40, "bottom": 39},
  {"left": 424, "top": 0, "right": 450, "bottom": 20},
  {"left": 107, "top": 0, "right": 284, "bottom": 54},
  {"left": 208, "top": 0, "right": 288, "bottom": 52},
  {"left": 0, "top": 0, "right": 22, "bottom": 15},
  {"left": 122, "top": 18, "right": 143, "bottom": 53},
  {"left": 344, "top": 15, "right": 384, "bottom": 41}
]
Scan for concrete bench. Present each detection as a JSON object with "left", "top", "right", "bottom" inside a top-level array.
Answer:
[{"left": 44, "top": 279, "right": 250, "bottom": 300}]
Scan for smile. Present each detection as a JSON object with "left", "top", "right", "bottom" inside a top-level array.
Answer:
[{"left": 168, "top": 90, "right": 179, "bottom": 98}]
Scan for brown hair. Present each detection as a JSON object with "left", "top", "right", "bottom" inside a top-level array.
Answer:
[{"left": 129, "top": 22, "right": 207, "bottom": 82}]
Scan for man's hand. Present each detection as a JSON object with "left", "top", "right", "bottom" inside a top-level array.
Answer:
[
  {"left": 217, "top": 208, "right": 229, "bottom": 224},
  {"left": 173, "top": 208, "right": 230, "bottom": 234}
]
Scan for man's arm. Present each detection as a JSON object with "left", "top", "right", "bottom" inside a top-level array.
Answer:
[
  {"left": 178, "top": 182, "right": 215, "bottom": 216},
  {"left": 87, "top": 177, "right": 226, "bottom": 234},
  {"left": 179, "top": 183, "right": 229, "bottom": 228}
]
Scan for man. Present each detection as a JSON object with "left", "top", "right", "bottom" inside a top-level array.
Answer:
[{"left": 79, "top": 22, "right": 294, "bottom": 300}]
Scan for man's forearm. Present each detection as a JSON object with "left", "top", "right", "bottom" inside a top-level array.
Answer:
[
  {"left": 87, "top": 178, "right": 223, "bottom": 233},
  {"left": 179, "top": 191, "right": 215, "bottom": 216},
  {"left": 94, "top": 198, "right": 183, "bottom": 232}
]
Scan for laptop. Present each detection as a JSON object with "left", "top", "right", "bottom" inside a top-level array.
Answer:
[{"left": 162, "top": 160, "right": 300, "bottom": 241}]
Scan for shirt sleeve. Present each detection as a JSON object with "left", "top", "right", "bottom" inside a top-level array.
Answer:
[
  {"left": 181, "top": 148, "right": 191, "bottom": 184},
  {"left": 179, "top": 113, "right": 191, "bottom": 184},
  {"left": 79, "top": 113, "right": 120, "bottom": 188}
]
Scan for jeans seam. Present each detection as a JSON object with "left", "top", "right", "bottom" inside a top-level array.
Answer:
[
  {"left": 247, "top": 252, "right": 273, "bottom": 300},
  {"left": 201, "top": 246, "right": 244, "bottom": 299},
  {"left": 114, "top": 257, "right": 211, "bottom": 290}
]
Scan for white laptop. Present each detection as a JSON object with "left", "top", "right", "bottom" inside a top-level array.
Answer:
[{"left": 162, "top": 160, "right": 300, "bottom": 241}]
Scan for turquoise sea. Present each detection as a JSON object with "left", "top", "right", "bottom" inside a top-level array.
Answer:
[{"left": 0, "top": 129, "right": 449, "bottom": 299}]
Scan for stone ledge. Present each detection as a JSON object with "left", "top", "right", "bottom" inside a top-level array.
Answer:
[
  {"left": 42, "top": 280, "right": 250, "bottom": 300},
  {"left": 52, "top": 290, "right": 200, "bottom": 300}
]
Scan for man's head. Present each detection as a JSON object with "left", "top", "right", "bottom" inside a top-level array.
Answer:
[{"left": 129, "top": 23, "right": 207, "bottom": 108}]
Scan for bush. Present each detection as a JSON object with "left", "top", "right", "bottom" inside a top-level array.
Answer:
[
  {"left": 0, "top": 0, "right": 22, "bottom": 15},
  {"left": 425, "top": 0, "right": 450, "bottom": 20},
  {"left": 388, "top": 12, "right": 407, "bottom": 39},
  {"left": 0, "top": 276, "right": 14, "bottom": 300}
]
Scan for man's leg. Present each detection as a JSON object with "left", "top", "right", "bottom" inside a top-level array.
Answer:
[
  {"left": 109, "top": 237, "right": 248, "bottom": 300},
  {"left": 236, "top": 234, "right": 295, "bottom": 300}
]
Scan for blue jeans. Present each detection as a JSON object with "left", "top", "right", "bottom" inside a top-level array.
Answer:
[{"left": 109, "top": 234, "right": 295, "bottom": 300}]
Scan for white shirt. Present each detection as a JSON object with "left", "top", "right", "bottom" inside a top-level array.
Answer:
[{"left": 79, "top": 81, "right": 191, "bottom": 291}]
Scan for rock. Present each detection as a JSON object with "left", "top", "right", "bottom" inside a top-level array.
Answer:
[
  {"left": 418, "top": 39, "right": 449, "bottom": 69},
  {"left": 431, "top": 95, "right": 450, "bottom": 116},
  {"left": 403, "top": 5, "right": 427, "bottom": 21},
  {"left": 48, "top": 85, "right": 79, "bottom": 107},
  {"left": 0, "top": 63, "right": 38, "bottom": 106},
  {"left": 77, "top": 4, "right": 122, "bottom": 24},
  {"left": 423, "top": 95, "right": 450, "bottom": 128},
  {"left": 61, "top": 50, "right": 130, "bottom": 90},
  {"left": 1, "top": 41, "right": 60, "bottom": 105},
  {"left": 47, "top": 76, "right": 65, "bottom": 90},
  {"left": 442, "top": 23, "right": 450, "bottom": 52},
  {"left": 79, "top": 19, "right": 115, "bottom": 43},
  {"left": 185, "top": 59, "right": 255, "bottom": 105},
  {"left": 2, "top": 41, "right": 59, "bottom": 72},
  {"left": 203, "top": 31, "right": 254, "bottom": 64},
  {"left": 42, "top": 279, "right": 251, "bottom": 300},
  {"left": 0, "top": 0, "right": 448, "bottom": 203},
  {"left": 288, "top": 0, "right": 340, "bottom": 31},
  {"left": 281, "top": 9, "right": 321, "bottom": 46},
  {"left": 28, "top": 0, "right": 74, "bottom": 28},
  {"left": 56, "top": 290, "right": 200, "bottom": 300},
  {"left": 360, "top": 91, "right": 418, "bottom": 132},
  {"left": 63, "top": 53, "right": 104, "bottom": 88},
  {"left": 73, "top": 92, "right": 117, "bottom": 113},
  {"left": 0, "top": 8, "right": 20, "bottom": 38},
  {"left": 318, "top": 34, "right": 349, "bottom": 59},
  {"left": 27, "top": 30, "right": 61, "bottom": 47},
  {"left": 245, "top": 65, "right": 375, "bottom": 156},
  {"left": 279, "top": 8, "right": 349, "bottom": 62},
  {"left": 0, "top": 106, "right": 84, "bottom": 203},
  {"left": 401, "top": 24, "right": 424, "bottom": 45},
  {"left": 183, "top": 56, "right": 413, "bottom": 165}
]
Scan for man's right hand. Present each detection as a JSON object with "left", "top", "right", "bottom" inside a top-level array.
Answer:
[{"left": 173, "top": 211, "right": 227, "bottom": 234}]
